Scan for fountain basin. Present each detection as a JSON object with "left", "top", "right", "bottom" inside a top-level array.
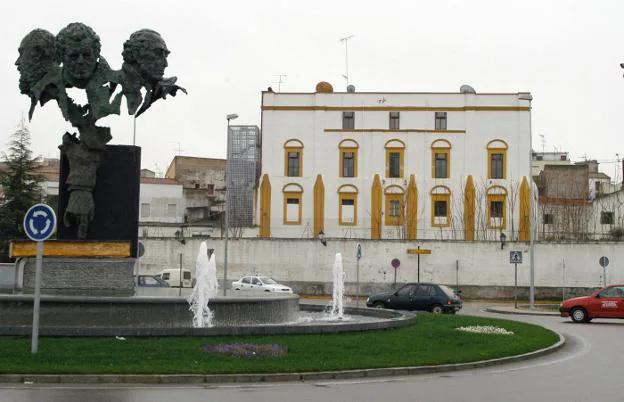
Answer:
[{"left": 0, "top": 294, "right": 415, "bottom": 336}]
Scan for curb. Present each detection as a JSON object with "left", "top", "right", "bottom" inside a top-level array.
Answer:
[
  {"left": 0, "top": 332, "right": 565, "bottom": 385},
  {"left": 485, "top": 306, "right": 559, "bottom": 317}
]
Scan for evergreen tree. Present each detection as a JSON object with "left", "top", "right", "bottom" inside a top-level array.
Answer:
[{"left": 0, "top": 117, "right": 44, "bottom": 261}]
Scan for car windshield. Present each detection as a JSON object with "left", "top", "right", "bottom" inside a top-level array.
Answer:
[
  {"left": 259, "top": 277, "right": 278, "bottom": 284},
  {"left": 439, "top": 285, "right": 456, "bottom": 298}
]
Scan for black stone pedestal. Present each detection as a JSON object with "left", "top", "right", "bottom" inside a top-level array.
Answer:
[{"left": 58, "top": 145, "right": 141, "bottom": 257}]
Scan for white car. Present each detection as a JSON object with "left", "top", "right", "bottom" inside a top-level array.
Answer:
[{"left": 232, "top": 276, "right": 293, "bottom": 293}]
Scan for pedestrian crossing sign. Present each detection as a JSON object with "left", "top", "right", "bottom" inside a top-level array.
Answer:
[{"left": 509, "top": 251, "right": 523, "bottom": 264}]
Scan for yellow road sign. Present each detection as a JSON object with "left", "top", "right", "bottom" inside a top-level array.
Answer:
[{"left": 407, "top": 248, "right": 432, "bottom": 255}]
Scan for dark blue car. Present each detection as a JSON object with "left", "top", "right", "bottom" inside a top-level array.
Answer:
[{"left": 366, "top": 282, "right": 462, "bottom": 314}]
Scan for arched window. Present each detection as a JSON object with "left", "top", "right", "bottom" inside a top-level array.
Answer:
[
  {"left": 282, "top": 183, "right": 303, "bottom": 225},
  {"left": 431, "top": 139, "right": 451, "bottom": 179},
  {"left": 284, "top": 139, "right": 304, "bottom": 177},
  {"left": 430, "top": 185, "right": 451, "bottom": 227},
  {"left": 487, "top": 185, "right": 507, "bottom": 229},
  {"left": 338, "top": 139, "right": 359, "bottom": 178},
  {"left": 487, "top": 140, "right": 508, "bottom": 180},
  {"left": 385, "top": 139, "right": 405, "bottom": 178},
  {"left": 338, "top": 184, "right": 358, "bottom": 225},
  {"left": 384, "top": 185, "right": 405, "bottom": 226}
]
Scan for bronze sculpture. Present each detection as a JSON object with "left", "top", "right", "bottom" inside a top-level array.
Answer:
[{"left": 16, "top": 23, "right": 186, "bottom": 239}]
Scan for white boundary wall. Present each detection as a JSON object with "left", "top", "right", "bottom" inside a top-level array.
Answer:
[{"left": 138, "top": 239, "right": 623, "bottom": 289}]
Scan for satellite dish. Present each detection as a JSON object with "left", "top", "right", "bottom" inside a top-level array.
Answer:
[
  {"left": 347, "top": 84, "right": 356, "bottom": 93},
  {"left": 460, "top": 84, "right": 476, "bottom": 94}
]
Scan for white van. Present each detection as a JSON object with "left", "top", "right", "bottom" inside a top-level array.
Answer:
[{"left": 158, "top": 269, "right": 194, "bottom": 288}]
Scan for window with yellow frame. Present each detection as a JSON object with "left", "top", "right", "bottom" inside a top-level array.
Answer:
[
  {"left": 283, "top": 192, "right": 302, "bottom": 224},
  {"left": 487, "top": 187, "right": 507, "bottom": 229},
  {"left": 283, "top": 139, "right": 304, "bottom": 177},
  {"left": 338, "top": 139, "right": 359, "bottom": 178},
  {"left": 487, "top": 140, "right": 508, "bottom": 180},
  {"left": 282, "top": 183, "right": 304, "bottom": 225},
  {"left": 338, "top": 192, "right": 357, "bottom": 225},
  {"left": 385, "top": 139, "right": 405, "bottom": 178},
  {"left": 430, "top": 186, "right": 451, "bottom": 227},
  {"left": 431, "top": 139, "right": 451, "bottom": 179},
  {"left": 384, "top": 187, "right": 405, "bottom": 226}
]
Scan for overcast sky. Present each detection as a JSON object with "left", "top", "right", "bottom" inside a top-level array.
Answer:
[{"left": 2, "top": 0, "right": 624, "bottom": 179}]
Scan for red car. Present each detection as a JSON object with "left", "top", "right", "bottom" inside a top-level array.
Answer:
[{"left": 559, "top": 285, "right": 624, "bottom": 323}]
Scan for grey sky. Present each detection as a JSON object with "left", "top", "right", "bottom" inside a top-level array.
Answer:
[{"left": 2, "top": 0, "right": 623, "bottom": 178}]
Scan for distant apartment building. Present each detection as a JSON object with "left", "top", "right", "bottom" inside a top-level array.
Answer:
[
  {"left": 165, "top": 156, "right": 226, "bottom": 223},
  {"left": 535, "top": 164, "right": 590, "bottom": 239},
  {"left": 531, "top": 151, "right": 570, "bottom": 177},
  {"left": 579, "top": 160, "right": 612, "bottom": 200},
  {"left": 535, "top": 160, "right": 620, "bottom": 240}
]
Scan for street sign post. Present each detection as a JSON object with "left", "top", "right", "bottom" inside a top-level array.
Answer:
[
  {"left": 599, "top": 256, "right": 609, "bottom": 287},
  {"left": 23, "top": 203, "right": 56, "bottom": 355},
  {"left": 509, "top": 251, "right": 523, "bottom": 309},
  {"left": 510, "top": 251, "right": 523, "bottom": 264},
  {"left": 391, "top": 258, "right": 400, "bottom": 288},
  {"left": 356, "top": 243, "right": 361, "bottom": 308},
  {"left": 407, "top": 246, "right": 432, "bottom": 283}
]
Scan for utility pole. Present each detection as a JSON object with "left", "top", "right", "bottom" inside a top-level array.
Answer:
[{"left": 224, "top": 113, "right": 239, "bottom": 296}]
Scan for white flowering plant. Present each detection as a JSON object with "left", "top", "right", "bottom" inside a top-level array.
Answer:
[{"left": 455, "top": 325, "right": 514, "bottom": 335}]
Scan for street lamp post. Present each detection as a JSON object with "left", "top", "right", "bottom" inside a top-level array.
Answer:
[
  {"left": 519, "top": 93, "right": 535, "bottom": 309},
  {"left": 224, "top": 113, "right": 238, "bottom": 296}
]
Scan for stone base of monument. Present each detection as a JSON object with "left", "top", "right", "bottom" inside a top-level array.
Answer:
[{"left": 10, "top": 240, "right": 135, "bottom": 296}]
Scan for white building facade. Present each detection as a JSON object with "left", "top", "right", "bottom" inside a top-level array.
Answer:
[
  {"left": 139, "top": 177, "right": 185, "bottom": 224},
  {"left": 257, "top": 84, "right": 534, "bottom": 241}
]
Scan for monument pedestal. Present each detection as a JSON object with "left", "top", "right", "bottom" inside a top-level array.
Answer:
[
  {"left": 10, "top": 240, "right": 135, "bottom": 296},
  {"left": 58, "top": 145, "right": 141, "bottom": 257}
]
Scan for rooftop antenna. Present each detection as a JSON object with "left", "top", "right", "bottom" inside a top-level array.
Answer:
[
  {"left": 174, "top": 142, "right": 184, "bottom": 156},
  {"left": 272, "top": 74, "right": 287, "bottom": 92},
  {"left": 340, "top": 35, "right": 355, "bottom": 87},
  {"left": 539, "top": 133, "right": 545, "bottom": 154},
  {"left": 154, "top": 163, "right": 163, "bottom": 178}
]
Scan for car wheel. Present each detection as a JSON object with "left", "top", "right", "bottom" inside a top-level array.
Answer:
[
  {"left": 265, "top": 289, "right": 271, "bottom": 292},
  {"left": 372, "top": 301, "right": 385, "bottom": 309},
  {"left": 571, "top": 307, "right": 589, "bottom": 323},
  {"left": 431, "top": 305, "right": 444, "bottom": 314},
  {"left": 234, "top": 287, "right": 241, "bottom": 291}
]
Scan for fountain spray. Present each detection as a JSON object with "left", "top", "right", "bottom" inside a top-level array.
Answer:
[
  {"left": 188, "top": 241, "right": 219, "bottom": 327},
  {"left": 330, "top": 252, "right": 345, "bottom": 319}
]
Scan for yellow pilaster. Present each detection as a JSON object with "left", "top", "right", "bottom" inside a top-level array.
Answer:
[
  {"left": 259, "top": 174, "right": 271, "bottom": 238},
  {"left": 464, "top": 175, "right": 475, "bottom": 241},
  {"left": 313, "top": 174, "right": 325, "bottom": 237},
  {"left": 371, "top": 174, "right": 382, "bottom": 239},
  {"left": 519, "top": 176, "right": 531, "bottom": 241},
  {"left": 406, "top": 174, "right": 418, "bottom": 240}
]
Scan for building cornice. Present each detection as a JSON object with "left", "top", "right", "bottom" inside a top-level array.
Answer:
[{"left": 263, "top": 106, "right": 529, "bottom": 112}]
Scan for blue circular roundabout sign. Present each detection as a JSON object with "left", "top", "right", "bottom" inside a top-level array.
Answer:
[{"left": 23, "top": 203, "right": 57, "bottom": 241}]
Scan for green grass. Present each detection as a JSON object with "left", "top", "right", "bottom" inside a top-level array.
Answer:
[{"left": 0, "top": 315, "right": 559, "bottom": 374}]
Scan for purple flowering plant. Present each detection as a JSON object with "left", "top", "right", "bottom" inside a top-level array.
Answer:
[{"left": 202, "top": 343, "right": 288, "bottom": 358}]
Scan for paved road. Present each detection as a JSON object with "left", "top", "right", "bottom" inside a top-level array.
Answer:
[{"left": 1, "top": 303, "right": 623, "bottom": 402}]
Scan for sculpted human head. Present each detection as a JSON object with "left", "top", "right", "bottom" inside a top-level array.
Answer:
[
  {"left": 15, "top": 29, "right": 57, "bottom": 95},
  {"left": 56, "top": 22, "right": 101, "bottom": 88},
  {"left": 122, "top": 29, "right": 169, "bottom": 84}
]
